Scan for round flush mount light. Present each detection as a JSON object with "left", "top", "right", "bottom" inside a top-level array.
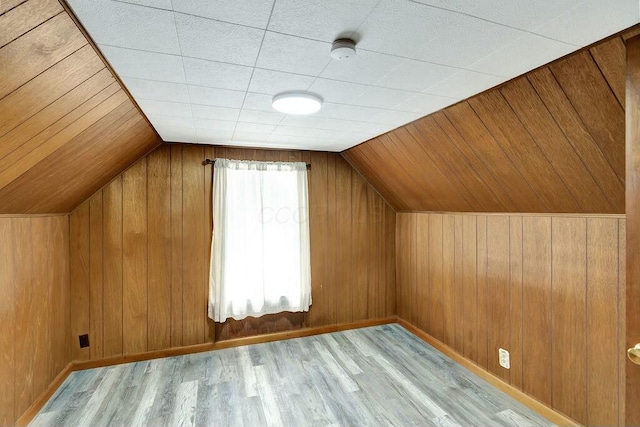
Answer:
[
  {"left": 272, "top": 91, "right": 323, "bottom": 115},
  {"left": 331, "top": 38, "right": 356, "bottom": 60}
]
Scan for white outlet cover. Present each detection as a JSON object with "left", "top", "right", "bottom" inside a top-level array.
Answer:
[{"left": 499, "top": 348, "right": 511, "bottom": 369}]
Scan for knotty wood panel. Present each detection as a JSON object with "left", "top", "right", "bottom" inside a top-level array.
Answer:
[
  {"left": 0, "top": 0, "right": 160, "bottom": 214},
  {"left": 0, "top": 215, "right": 70, "bottom": 426},
  {"left": 343, "top": 27, "right": 638, "bottom": 214},
  {"left": 397, "top": 212, "right": 625, "bottom": 425},
  {"left": 69, "top": 144, "right": 396, "bottom": 356}
]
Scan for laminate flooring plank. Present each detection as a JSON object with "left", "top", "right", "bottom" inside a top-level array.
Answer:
[
  {"left": 171, "top": 380, "right": 198, "bottom": 427},
  {"left": 31, "top": 325, "right": 556, "bottom": 427}
]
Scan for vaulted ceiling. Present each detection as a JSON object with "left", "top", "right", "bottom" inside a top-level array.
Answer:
[
  {"left": 67, "top": 0, "right": 638, "bottom": 151},
  {"left": 343, "top": 27, "right": 638, "bottom": 213},
  {"left": 0, "top": 0, "right": 160, "bottom": 214},
  {"left": 1, "top": 0, "right": 638, "bottom": 215}
]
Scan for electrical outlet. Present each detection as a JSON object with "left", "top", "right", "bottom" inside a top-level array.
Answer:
[
  {"left": 499, "top": 348, "right": 510, "bottom": 369},
  {"left": 79, "top": 334, "right": 90, "bottom": 348}
]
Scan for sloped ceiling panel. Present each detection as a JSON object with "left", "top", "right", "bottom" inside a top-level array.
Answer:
[
  {"left": 343, "top": 27, "right": 636, "bottom": 214},
  {"left": 0, "top": 0, "right": 160, "bottom": 214}
]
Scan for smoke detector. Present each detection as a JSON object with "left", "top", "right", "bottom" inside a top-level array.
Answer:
[{"left": 331, "top": 38, "right": 356, "bottom": 60}]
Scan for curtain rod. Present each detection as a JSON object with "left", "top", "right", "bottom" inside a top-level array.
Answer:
[{"left": 203, "top": 158, "right": 311, "bottom": 169}]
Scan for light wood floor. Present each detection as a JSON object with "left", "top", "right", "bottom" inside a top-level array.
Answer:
[{"left": 30, "top": 325, "right": 554, "bottom": 426}]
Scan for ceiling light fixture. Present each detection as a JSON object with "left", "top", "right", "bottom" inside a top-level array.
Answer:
[{"left": 272, "top": 91, "right": 323, "bottom": 115}]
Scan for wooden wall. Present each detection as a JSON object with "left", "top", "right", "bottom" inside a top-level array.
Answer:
[
  {"left": 0, "top": 0, "right": 160, "bottom": 214},
  {"left": 343, "top": 27, "right": 639, "bottom": 214},
  {"left": 396, "top": 212, "right": 626, "bottom": 426},
  {"left": 0, "top": 215, "right": 70, "bottom": 425},
  {"left": 69, "top": 143, "right": 396, "bottom": 360}
]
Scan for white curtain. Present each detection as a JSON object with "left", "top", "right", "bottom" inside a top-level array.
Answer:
[{"left": 208, "top": 158, "right": 312, "bottom": 322}]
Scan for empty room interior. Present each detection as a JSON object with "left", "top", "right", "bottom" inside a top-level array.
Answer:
[{"left": 2, "top": 0, "right": 640, "bottom": 426}]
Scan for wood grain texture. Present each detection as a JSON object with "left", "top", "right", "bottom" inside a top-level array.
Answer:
[
  {"left": 342, "top": 27, "right": 636, "bottom": 214},
  {"left": 69, "top": 144, "right": 396, "bottom": 357},
  {"left": 122, "top": 159, "right": 148, "bottom": 354},
  {"left": 397, "top": 212, "right": 624, "bottom": 425},
  {"left": 522, "top": 217, "right": 552, "bottom": 406},
  {"left": 551, "top": 217, "right": 587, "bottom": 424},
  {"left": 626, "top": 34, "right": 640, "bottom": 427},
  {"left": 30, "top": 324, "right": 555, "bottom": 427},
  {"left": 0, "top": 216, "right": 70, "bottom": 426},
  {"left": 486, "top": 216, "right": 510, "bottom": 383},
  {"left": 0, "top": 0, "right": 160, "bottom": 214},
  {"left": 586, "top": 218, "right": 619, "bottom": 425},
  {"left": 69, "top": 203, "right": 90, "bottom": 361}
]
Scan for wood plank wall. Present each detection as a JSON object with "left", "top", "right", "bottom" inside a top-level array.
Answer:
[
  {"left": 68, "top": 143, "right": 396, "bottom": 360},
  {"left": 396, "top": 212, "right": 626, "bottom": 426},
  {"left": 0, "top": 0, "right": 160, "bottom": 214},
  {"left": 0, "top": 215, "right": 70, "bottom": 426},
  {"left": 343, "top": 27, "right": 637, "bottom": 214}
]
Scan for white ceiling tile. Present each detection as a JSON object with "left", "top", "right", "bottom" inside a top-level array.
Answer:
[
  {"left": 311, "top": 102, "right": 353, "bottom": 120},
  {"left": 356, "top": 1, "right": 457, "bottom": 59},
  {"left": 375, "top": 59, "right": 457, "bottom": 92},
  {"left": 138, "top": 99, "right": 192, "bottom": 118},
  {"left": 191, "top": 105, "right": 240, "bottom": 121},
  {"left": 267, "top": 133, "right": 329, "bottom": 146},
  {"left": 238, "top": 109, "right": 285, "bottom": 125},
  {"left": 272, "top": 126, "right": 342, "bottom": 139},
  {"left": 333, "top": 132, "right": 378, "bottom": 148},
  {"left": 172, "top": 0, "right": 275, "bottom": 28},
  {"left": 353, "top": 87, "right": 415, "bottom": 109},
  {"left": 174, "top": 14, "right": 264, "bottom": 66},
  {"left": 467, "top": 33, "right": 576, "bottom": 78},
  {"left": 147, "top": 114, "right": 194, "bottom": 129},
  {"left": 248, "top": 69, "right": 316, "bottom": 95},
  {"left": 70, "top": 0, "right": 639, "bottom": 152},
  {"left": 256, "top": 32, "right": 331, "bottom": 76},
  {"left": 195, "top": 118, "right": 236, "bottom": 131},
  {"left": 183, "top": 57, "right": 253, "bottom": 91},
  {"left": 196, "top": 129, "right": 234, "bottom": 143},
  {"left": 425, "top": 70, "right": 506, "bottom": 99},
  {"left": 67, "top": 0, "right": 180, "bottom": 54},
  {"left": 307, "top": 79, "right": 367, "bottom": 104},
  {"left": 99, "top": 45, "right": 186, "bottom": 83},
  {"left": 393, "top": 93, "right": 458, "bottom": 114},
  {"left": 279, "top": 116, "right": 361, "bottom": 131},
  {"left": 268, "top": 0, "right": 380, "bottom": 42},
  {"left": 471, "top": 0, "right": 585, "bottom": 32},
  {"left": 332, "top": 105, "right": 385, "bottom": 122},
  {"left": 416, "top": 17, "right": 525, "bottom": 68},
  {"left": 235, "top": 123, "right": 276, "bottom": 134},
  {"left": 188, "top": 86, "right": 245, "bottom": 108},
  {"left": 242, "top": 93, "right": 275, "bottom": 112},
  {"left": 352, "top": 122, "right": 395, "bottom": 135},
  {"left": 232, "top": 132, "right": 272, "bottom": 142},
  {"left": 118, "top": 0, "right": 172, "bottom": 9},
  {"left": 153, "top": 123, "right": 198, "bottom": 143},
  {"left": 341, "top": 130, "right": 381, "bottom": 140},
  {"left": 407, "top": 0, "right": 475, "bottom": 14},
  {"left": 369, "top": 110, "right": 422, "bottom": 126},
  {"left": 534, "top": 0, "right": 639, "bottom": 46},
  {"left": 412, "top": 0, "right": 585, "bottom": 32},
  {"left": 122, "top": 78, "right": 189, "bottom": 103},
  {"left": 320, "top": 50, "right": 402, "bottom": 85}
]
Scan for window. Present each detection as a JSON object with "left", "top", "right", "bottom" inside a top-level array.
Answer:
[{"left": 208, "top": 158, "right": 312, "bottom": 322}]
